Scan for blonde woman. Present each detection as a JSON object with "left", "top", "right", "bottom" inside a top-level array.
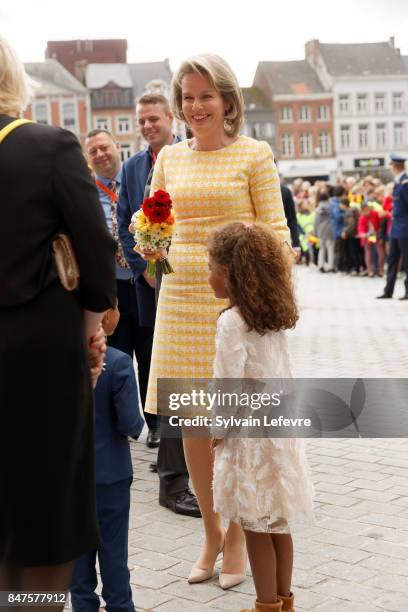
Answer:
[
  {"left": 144, "top": 54, "right": 291, "bottom": 589},
  {"left": 0, "top": 38, "right": 116, "bottom": 598}
]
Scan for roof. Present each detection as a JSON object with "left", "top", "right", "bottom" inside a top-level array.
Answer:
[
  {"left": 318, "top": 42, "right": 407, "bottom": 76},
  {"left": 242, "top": 86, "right": 273, "bottom": 110},
  {"left": 128, "top": 60, "right": 172, "bottom": 98},
  {"left": 85, "top": 63, "right": 133, "bottom": 89},
  {"left": 25, "top": 59, "right": 86, "bottom": 95},
  {"left": 86, "top": 60, "right": 172, "bottom": 96},
  {"left": 257, "top": 60, "right": 325, "bottom": 95}
]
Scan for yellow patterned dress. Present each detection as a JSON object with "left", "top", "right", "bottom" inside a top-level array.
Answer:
[{"left": 145, "top": 135, "right": 290, "bottom": 415}]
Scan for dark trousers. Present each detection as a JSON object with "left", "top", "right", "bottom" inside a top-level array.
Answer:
[
  {"left": 158, "top": 417, "right": 189, "bottom": 499},
  {"left": 350, "top": 238, "right": 364, "bottom": 272},
  {"left": 154, "top": 268, "right": 189, "bottom": 499},
  {"left": 109, "top": 279, "right": 158, "bottom": 432},
  {"left": 335, "top": 237, "right": 353, "bottom": 272},
  {"left": 70, "top": 478, "right": 134, "bottom": 612},
  {"left": 384, "top": 237, "right": 408, "bottom": 296}
]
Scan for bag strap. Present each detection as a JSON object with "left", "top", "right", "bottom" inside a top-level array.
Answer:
[{"left": 0, "top": 118, "right": 32, "bottom": 143}]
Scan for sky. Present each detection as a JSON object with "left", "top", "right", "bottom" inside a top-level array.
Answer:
[{"left": 1, "top": 0, "right": 408, "bottom": 86}]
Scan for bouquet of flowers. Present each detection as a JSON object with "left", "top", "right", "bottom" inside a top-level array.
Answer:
[{"left": 129, "top": 190, "right": 175, "bottom": 276}]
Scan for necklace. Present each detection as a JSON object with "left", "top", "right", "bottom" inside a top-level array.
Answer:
[{"left": 190, "top": 136, "right": 236, "bottom": 151}]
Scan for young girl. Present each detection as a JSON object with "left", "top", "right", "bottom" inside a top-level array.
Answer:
[{"left": 208, "top": 223, "right": 314, "bottom": 612}]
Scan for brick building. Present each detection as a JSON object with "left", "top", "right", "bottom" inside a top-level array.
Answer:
[
  {"left": 306, "top": 38, "right": 408, "bottom": 178},
  {"left": 23, "top": 60, "right": 90, "bottom": 143},
  {"left": 254, "top": 60, "right": 336, "bottom": 181},
  {"left": 46, "top": 39, "right": 127, "bottom": 83}
]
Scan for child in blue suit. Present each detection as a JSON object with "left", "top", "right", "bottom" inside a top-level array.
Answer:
[{"left": 70, "top": 308, "right": 144, "bottom": 612}]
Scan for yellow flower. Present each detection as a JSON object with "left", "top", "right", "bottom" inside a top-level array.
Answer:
[
  {"left": 159, "top": 223, "right": 174, "bottom": 238},
  {"left": 134, "top": 210, "right": 152, "bottom": 233}
]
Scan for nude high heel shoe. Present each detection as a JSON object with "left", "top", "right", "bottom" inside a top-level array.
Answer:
[
  {"left": 187, "top": 534, "right": 225, "bottom": 584},
  {"left": 187, "top": 564, "right": 216, "bottom": 583},
  {"left": 219, "top": 566, "right": 247, "bottom": 589}
]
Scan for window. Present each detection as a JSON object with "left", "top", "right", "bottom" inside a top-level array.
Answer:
[
  {"left": 94, "top": 117, "right": 111, "bottom": 131},
  {"left": 357, "top": 94, "right": 368, "bottom": 114},
  {"left": 299, "top": 105, "right": 311, "bottom": 122},
  {"left": 242, "top": 123, "right": 252, "bottom": 136},
  {"left": 120, "top": 144, "right": 132, "bottom": 161},
  {"left": 375, "top": 123, "right": 387, "bottom": 149},
  {"left": 375, "top": 93, "right": 386, "bottom": 114},
  {"left": 62, "top": 102, "right": 76, "bottom": 130},
  {"left": 392, "top": 92, "right": 403, "bottom": 113},
  {"left": 117, "top": 116, "right": 131, "bottom": 134},
  {"left": 262, "top": 122, "right": 274, "bottom": 138},
  {"left": 319, "top": 131, "right": 331, "bottom": 155},
  {"left": 317, "top": 105, "right": 329, "bottom": 121},
  {"left": 252, "top": 123, "right": 261, "bottom": 139},
  {"left": 281, "top": 133, "right": 294, "bottom": 157},
  {"left": 299, "top": 133, "right": 312, "bottom": 157},
  {"left": 358, "top": 124, "right": 369, "bottom": 149},
  {"left": 339, "top": 94, "right": 350, "bottom": 115},
  {"left": 340, "top": 125, "right": 352, "bottom": 150},
  {"left": 280, "top": 106, "right": 293, "bottom": 122},
  {"left": 393, "top": 122, "right": 405, "bottom": 148},
  {"left": 34, "top": 102, "right": 49, "bottom": 125}
]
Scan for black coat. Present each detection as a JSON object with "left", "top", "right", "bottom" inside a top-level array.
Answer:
[
  {"left": 281, "top": 185, "right": 300, "bottom": 248},
  {"left": 0, "top": 115, "right": 116, "bottom": 566}
]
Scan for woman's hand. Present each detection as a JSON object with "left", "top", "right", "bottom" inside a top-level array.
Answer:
[
  {"left": 88, "top": 325, "right": 106, "bottom": 388},
  {"left": 137, "top": 247, "right": 167, "bottom": 262}
]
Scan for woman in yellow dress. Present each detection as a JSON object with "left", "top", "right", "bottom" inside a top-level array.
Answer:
[{"left": 145, "top": 54, "right": 291, "bottom": 589}]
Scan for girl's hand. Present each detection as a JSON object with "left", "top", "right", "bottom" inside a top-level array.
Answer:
[{"left": 211, "top": 437, "right": 224, "bottom": 450}]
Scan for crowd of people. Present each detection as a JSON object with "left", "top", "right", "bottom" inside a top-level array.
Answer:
[
  {"left": 290, "top": 175, "right": 391, "bottom": 275},
  {"left": 285, "top": 167, "right": 408, "bottom": 302}
]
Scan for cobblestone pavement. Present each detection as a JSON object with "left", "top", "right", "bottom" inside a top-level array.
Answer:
[{"left": 126, "top": 266, "right": 408, "bottom": 612}]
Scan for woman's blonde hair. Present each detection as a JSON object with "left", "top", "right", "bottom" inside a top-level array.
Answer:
[
  {"left": 0, "top": 37, "right": 33, "bottom": 115},
  {"left": 170, "top": 54, "right": 244, "bottom": 137}
]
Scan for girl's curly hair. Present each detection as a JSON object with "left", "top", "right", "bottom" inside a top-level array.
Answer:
[{"left": 208, "top": 223, "right": 298, "bottom": 335}]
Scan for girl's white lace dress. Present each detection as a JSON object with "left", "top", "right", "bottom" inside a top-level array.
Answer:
[{"left": 212, "top": 307, "right": 315, "bottom": 533}]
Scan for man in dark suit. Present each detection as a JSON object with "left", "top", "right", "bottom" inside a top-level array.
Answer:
[
  {"left": 281, "top": 184, "right": 301, "bottom": 261},
  {"left": 117, "top": 94, "right": 200, "bottom": 518},
  {"left": 377, "top": 154, "right": 408, "bottom": 300},
  {"left": 71, "top": 318, "right": 145, "bottom": 612},
  {"left": 85, "top": 129, "right": 159, "bottom": 447}
]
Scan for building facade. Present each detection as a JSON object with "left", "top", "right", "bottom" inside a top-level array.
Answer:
[
  {"left": 253, "top": 60, "right": 336, "bottom": 181},
  {"left": 23, "top": 60, "right": 90, "bottom": 143},
  {"left": 86, "top": 60, "right": 174, "bottom": 159},
  {"left": 306, "top": 38, "right": 408, "bottom": 178},
  {"left": 241, "top": 87, "right": 275, "bottom": 151}
]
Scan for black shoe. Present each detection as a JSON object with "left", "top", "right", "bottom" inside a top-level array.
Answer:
[
  {"left": 159, "top": 490, "right": 202, "bottom": 518},
  {"left": 376, "top": 294, "right": 392, "bottom": 299},
  {"left": 146, "top": 429, "right": 160, "bottom": 448},
  {"left": 399, "top": 294, "right": 408, "bottom": 301},
  {"left": 149, "top": 462, "right": 158, "bottom": 473}
]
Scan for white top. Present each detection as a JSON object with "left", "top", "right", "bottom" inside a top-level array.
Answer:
[{"left": 213, "top": 307, "right": 293, "bottom": 380}]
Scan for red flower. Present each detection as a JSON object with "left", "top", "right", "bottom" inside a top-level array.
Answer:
[
  {"left": 151, "top": 207, "right": 170, "bottom": 223},
  {"left": 142, "top": 197, "right": 155, "bottom": 216},
  {"left": 154, "top": 190, "right": 172, "bottom": 205}
]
